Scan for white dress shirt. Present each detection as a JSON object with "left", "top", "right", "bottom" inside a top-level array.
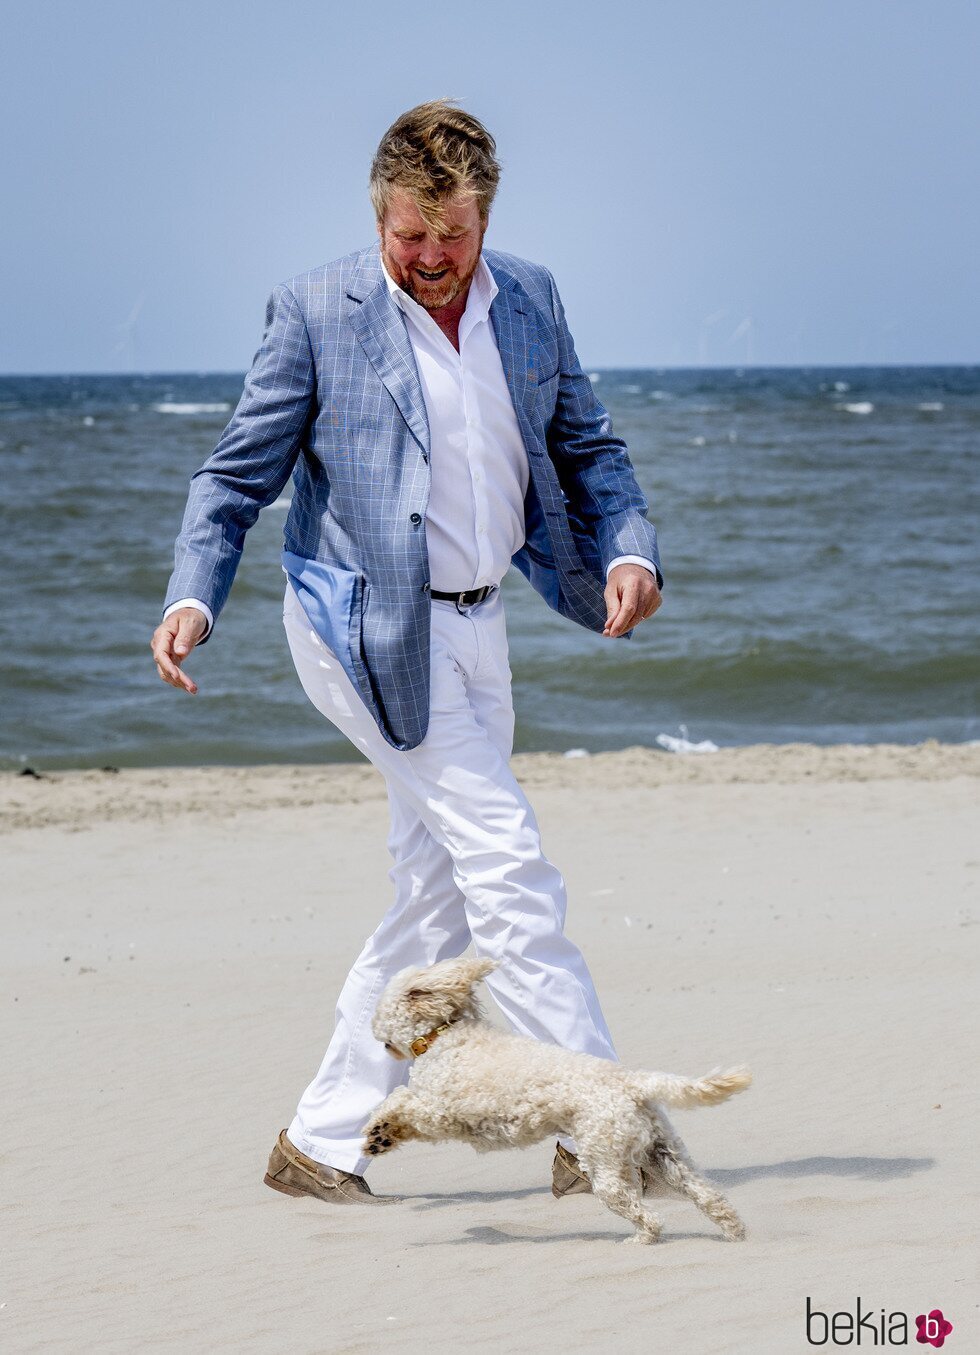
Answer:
[
  {"left": 165, "top": 253, "right": 655, "bottom": 635},
  {"left": 382, "top": 253, "right": 528, "bottom": 592}
]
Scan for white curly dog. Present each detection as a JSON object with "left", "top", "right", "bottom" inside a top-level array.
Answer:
[{"left": 361, "top": 956, "right": 751, "bottom": 1244}]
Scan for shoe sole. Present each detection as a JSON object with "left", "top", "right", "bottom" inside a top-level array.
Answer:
[
  {"left": 263, "top": 1173, "right": 308, "bottom": 1198},
  {"left": 263, "top": 1171, "right": 398, "bottom": 1205}
]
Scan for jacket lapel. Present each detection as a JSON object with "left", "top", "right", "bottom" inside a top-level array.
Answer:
[
  {"left": 488, "top": 275, "right": 541, "bottom": 453},
  {"left": 346, "top": 245, "right": 430, "bottom": 459},
  {"left": 488, "top": 267, "right": 569, "bottom": 558}
]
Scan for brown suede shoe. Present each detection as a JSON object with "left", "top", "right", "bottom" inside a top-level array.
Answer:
[
  {"left": 264, "top": 1130, "right": 398, "bottom": 1205},
  {"left": 551, "top": 1141, "right": 593, "bottom": 1198},
  {"left": 552, "top": 1142, "right": 671, "bottom": 1199}
]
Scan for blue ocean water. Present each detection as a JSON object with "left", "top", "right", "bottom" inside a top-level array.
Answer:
[{"left": 0, "top": 366, "right": 977, "bottom": 769}]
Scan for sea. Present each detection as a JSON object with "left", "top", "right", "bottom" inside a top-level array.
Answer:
[{"left": 1, "top": 366, "right": 977, "bottom": 770}]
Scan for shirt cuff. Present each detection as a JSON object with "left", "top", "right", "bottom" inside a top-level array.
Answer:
[
  {"left": 163, "top": 598, "right": 214, "bottom": 640},
  {"left": 605, "top": 555, "right": 660, "bottom": 582}
]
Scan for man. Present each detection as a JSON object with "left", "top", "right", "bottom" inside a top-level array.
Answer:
[{"left": 151, "top": 101, "right": 664, "bottom": 1206}]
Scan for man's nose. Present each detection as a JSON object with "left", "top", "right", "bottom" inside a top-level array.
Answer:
[{"left": 417, "top": 238, "right": 447, "bottom": 268}]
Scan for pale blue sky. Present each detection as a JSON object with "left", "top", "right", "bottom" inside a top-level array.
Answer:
[{"left": 1, "top": 0, "right": 976, "bottom": 372}]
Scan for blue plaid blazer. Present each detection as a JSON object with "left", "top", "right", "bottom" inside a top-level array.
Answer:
[{"left": 164, "top": 241, "right": 663, "bottom": 750}]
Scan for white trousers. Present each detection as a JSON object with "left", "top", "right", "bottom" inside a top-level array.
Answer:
[{"left": 281, "top": 581, "right": 618, "bottom": 1175}]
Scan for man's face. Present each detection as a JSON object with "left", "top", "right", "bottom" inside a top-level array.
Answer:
[{"left": 378, "top": 188, "right": 485, "bottom": 312}]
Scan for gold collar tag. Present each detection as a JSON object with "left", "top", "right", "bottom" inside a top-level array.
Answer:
[{"left": 409, "top": 1020, "right": 455, "bottom": 1057}]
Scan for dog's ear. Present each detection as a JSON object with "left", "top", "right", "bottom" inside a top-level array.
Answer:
[
  {"left": 432, "top": 956, "right": 497, "bottom": 992},
  {"left": 405, "top": 958, "right": 495, "bottom": 999},
  {"left": 401, "top": 957, "right": 497, "bottom": 1007},
  {"left": 463, "top": 957, "right": 497, "bottom": 985}
]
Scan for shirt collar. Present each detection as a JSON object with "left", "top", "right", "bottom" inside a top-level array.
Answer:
[{"left": 380, "top": 251, "right": 498, "bottom": 326}]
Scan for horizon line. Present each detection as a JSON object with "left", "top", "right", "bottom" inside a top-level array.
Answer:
[{"left": 1, "top": 360, "right": 978, "bottom": 380}]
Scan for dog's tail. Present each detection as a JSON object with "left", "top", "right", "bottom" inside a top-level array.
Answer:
[{"left": 635, "top": 1065, "right": 752, "bottom": 1109}]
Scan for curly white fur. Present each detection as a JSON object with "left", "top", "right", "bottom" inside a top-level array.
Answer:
[{"left": 362, "top": 956, "right": 751, "bottom": 1244}]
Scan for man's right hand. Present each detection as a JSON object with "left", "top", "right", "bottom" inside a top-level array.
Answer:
[{"left": 150, "top": 608, "right": 209, "bottom": 694}]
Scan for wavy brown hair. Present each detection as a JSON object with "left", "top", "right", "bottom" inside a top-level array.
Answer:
[{"left": 369, "top": 99, "right": 501, "bottom": 233}]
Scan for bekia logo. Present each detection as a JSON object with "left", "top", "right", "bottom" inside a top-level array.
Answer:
[
  {"left": 915, "top": 1311, "right": 954, "bottom": 1348},
  {"left": 806, "top": 1298, "right": 953, "bottom": 1347}
]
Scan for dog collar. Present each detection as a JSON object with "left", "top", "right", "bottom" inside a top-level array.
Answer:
[{"left": 409, "top": 1018, "right": 458, "bottom": 1058}]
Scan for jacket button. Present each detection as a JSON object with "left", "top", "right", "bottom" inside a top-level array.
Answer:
[
  {"left": 410, "top": 512, "right": 422, "bottom": 525},
  {"left": 421, "top": 581, "right": 430, "bottom": 593}
]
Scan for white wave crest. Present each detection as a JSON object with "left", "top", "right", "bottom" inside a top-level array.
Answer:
[
  {"left": 655, "top": 726, "right": 719, "bottom": 755},
  {"left": 837, "top": 401, "right": 874, "bottom": 415},
  {"left": 153, "top": 402, "right": 231, "bottom": 415},
  {"left": 918, "top": 402, "right": 944, "bottom": 412}
]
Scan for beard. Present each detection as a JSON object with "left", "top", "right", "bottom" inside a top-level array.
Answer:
[{"left": 381, "top": 239, "right": 483, "bottom": 312}]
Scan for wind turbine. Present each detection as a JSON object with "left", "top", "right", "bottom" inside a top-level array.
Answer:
[
  {"left": 728, "top": 315, "right": 755, "bottom": 366},
  {"left": 112, "top": 290, "right": 147, "bottom": 371}
]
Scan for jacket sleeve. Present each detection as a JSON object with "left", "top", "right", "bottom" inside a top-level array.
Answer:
[
  {"left": 162, "top": 283, "right": 316, "bottom": 639},
  {"left": 543, "top": 269, "right": 664, "bottom": 589}
]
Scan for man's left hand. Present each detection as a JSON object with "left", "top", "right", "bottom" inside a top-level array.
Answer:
[{"left": 602, "top": 563, "right": 662, "bottom": 638}]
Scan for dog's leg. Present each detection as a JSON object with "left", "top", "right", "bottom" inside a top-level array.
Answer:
[
  {"left": 651, "top": 1145, "right": 746, "bottom": 1241},
  {"left": 585, "top": 1159, "right": 664, "bottom": 1245},
  {"left": 361, "top": 1087, "right": 431, "bottom": 1158}
]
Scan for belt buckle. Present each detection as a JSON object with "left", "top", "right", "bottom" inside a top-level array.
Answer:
[{"left": 454, "top": 584, "right": 488, "bottom": 613}]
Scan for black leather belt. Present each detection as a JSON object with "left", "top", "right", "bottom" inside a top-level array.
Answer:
[{"left": 429, "top": 584, "right": 497, "bottom": 607}]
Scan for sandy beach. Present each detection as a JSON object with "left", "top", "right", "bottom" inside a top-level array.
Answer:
[{"left": 3, "top": 741, "right": 978, "bottom": 1353}]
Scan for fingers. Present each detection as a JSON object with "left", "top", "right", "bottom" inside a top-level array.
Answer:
[
  {"left": 603, "top": 576, "right": 642, "bottom": 637},
  {"left": 154, "top": 653, "right": 198, "bottom": 695},
  {"left": 149, "top": 611, "right": 206, "bottom": 694},
  {"left": 638, "top": 590, "right": 662, "bottom": 622},
  {"left": 603, "top": 576, "right": 662, "bottom": 638}
]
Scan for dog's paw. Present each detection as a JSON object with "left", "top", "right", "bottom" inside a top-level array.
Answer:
[{"left": 362, "top": 1119, "right": 396, "bottom": 1157}]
